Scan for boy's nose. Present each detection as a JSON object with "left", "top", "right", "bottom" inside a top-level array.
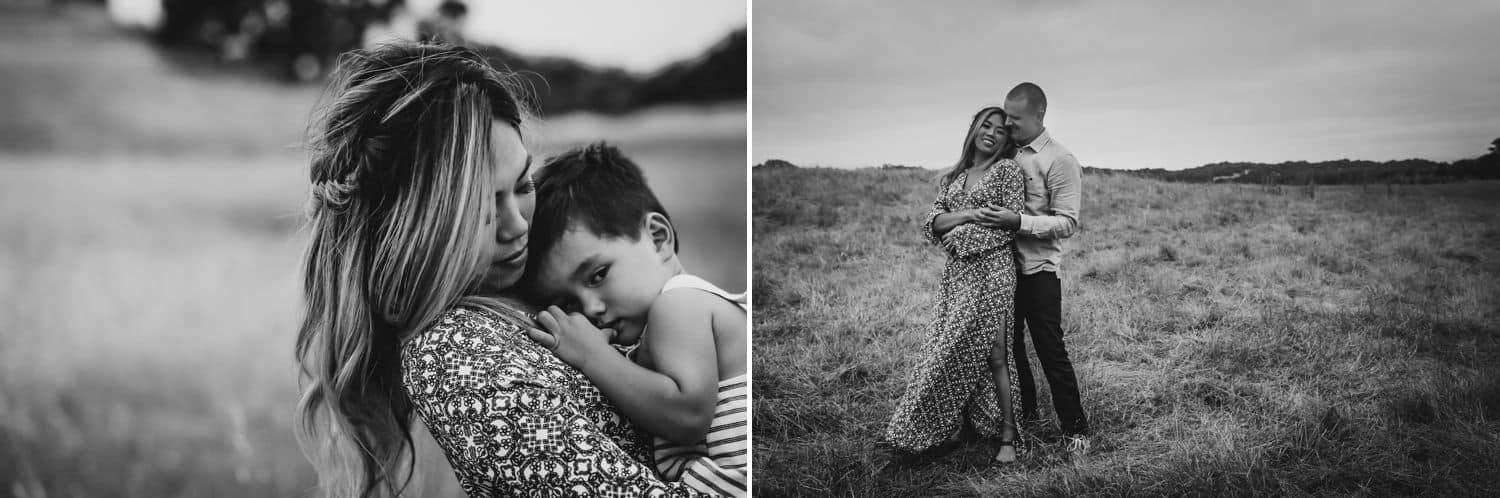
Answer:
[{"left": 581, "top": 297, "right": 606, "bottom": 320}]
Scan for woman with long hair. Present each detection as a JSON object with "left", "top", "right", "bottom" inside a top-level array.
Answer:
[
  {"left": 294, "top": 41, "right": 709, "bottom": 497},
  {"left": 884, "top": 106, "right": 1028, "bottom": 463}
]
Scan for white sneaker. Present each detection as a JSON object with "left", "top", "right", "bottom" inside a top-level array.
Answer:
[{"left": 1063, "top": 435, "right": 1091, "bottom": 458}]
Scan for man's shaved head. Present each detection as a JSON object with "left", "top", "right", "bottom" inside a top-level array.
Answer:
[
  {"left": 1005, "top": 82, "right": 1047, "bottom": 117},
  {"left": 1003, "top": 82, "right": 1048, "bottom": 144}
]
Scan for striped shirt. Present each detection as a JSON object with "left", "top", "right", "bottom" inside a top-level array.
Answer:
[{"left": 651, "top": 274, "right": 749, "bottom": 497}]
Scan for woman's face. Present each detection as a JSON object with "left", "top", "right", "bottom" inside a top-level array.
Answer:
[
  {"left": 972, "top": 113, "right": 1007, "bottom": 156},
  {"left": 477, "top": 124, "right": 536, "bottom": 292}
]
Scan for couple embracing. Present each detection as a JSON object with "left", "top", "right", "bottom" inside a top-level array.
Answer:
[
  {"left": 885, "top": 83, "right": 1089, "bottom": 464},
  {"left": 293, "top": 42, "right": 747, "bottom": 497}
]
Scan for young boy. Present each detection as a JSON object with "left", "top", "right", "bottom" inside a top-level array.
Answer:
[{"left": 523, "top": 143, "right": 748, "bottom": 497}]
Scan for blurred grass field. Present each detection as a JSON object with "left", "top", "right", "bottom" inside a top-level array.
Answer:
[
  {"left": 751, "top": 165, "right": 1500, "bottom": 497},
  {"left": 0, "top": 3, "right": 745, "bottom": 496}
]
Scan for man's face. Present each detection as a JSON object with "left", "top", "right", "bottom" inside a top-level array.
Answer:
[
  {"left": 532, "top": 226, "right": 669, "bottom": 346},
  {"left": 1003, "top": 98, "right": 1044, "bottom": 145}
]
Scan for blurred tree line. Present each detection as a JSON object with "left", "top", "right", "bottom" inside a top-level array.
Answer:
[
  {"left": 468, "top": 27, "right": 746, "bottom": 114},
  {"left": 1085, "top": 137, "right": 1500, "bottom": 185},
  {"left": 145, "top": 0, "right": 745, "bottom": 114}
]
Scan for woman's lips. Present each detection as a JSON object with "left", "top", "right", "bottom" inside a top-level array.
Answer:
[{"left": 497, "top": 246, "right": 527, "bottom": 265}]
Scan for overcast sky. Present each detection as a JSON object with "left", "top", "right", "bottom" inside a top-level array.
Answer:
[{"left": 754, "top": 0, "right": 1500, "bottom": 170}]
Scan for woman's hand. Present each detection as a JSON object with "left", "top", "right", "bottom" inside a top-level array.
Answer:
[
  {"left": 527, "top": 306, "right": 619, "bottom": 367},
  {"left": 968, "top": 206, "right": 1007, "bottom": 228},
  {"left": 972, "top": 203, "right": 1021, "bottom": 229}
]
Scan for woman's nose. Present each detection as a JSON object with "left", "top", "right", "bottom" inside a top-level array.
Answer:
[{"left": 494, "top": 197, "right": 529, "bottom": 244}]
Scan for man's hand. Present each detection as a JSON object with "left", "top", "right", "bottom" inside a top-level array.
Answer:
[
  {"left": 988, "top": 202, "right": 1023, "bottom": 230},
  {"left": 971, "top": 205, "right": 1021, "bottom": 230},
  {"left": 527, "top": 306, "right": 618, "bottom": 367}
]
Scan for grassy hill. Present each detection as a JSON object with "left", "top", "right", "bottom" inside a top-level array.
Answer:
[
  {"left": 1093, "top": 147, "right": 1500, "bottom": 185},
  {"left": 752, "top": 165, "right": 1500, "bottom": 496}
]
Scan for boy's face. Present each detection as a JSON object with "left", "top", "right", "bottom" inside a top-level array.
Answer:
[{"left": 533, "top": 225, "right": 672, "bottom": 346}]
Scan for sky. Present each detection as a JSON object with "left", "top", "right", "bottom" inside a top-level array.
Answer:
[
  {"left": 107, "top": 0, "right": 747, "bottom": 74},
  {"left": 753, "top": 0, "right": 1500, "bottom": 170}
]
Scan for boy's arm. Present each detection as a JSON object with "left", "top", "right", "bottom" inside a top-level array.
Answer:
[{"left": 532, "top": 294, "right": 719, "bottom": 445}]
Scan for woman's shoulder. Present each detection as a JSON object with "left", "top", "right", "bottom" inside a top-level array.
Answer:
[
  {"left": 995, "top": 157, "right": 1025, "bottom": 180},
  {"left": 400, "top": 306, "right": 567, "bottom": 396},
  {"left": 402, "top": 306, "right": 523, "bottom": 358}
]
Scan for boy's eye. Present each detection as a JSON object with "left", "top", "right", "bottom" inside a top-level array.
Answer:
[{"left": 586, "top": 266, "right": 609, "bottom": 287}]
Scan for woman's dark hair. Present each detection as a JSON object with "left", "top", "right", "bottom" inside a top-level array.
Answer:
[
  {"left": 527, "top": 142, "right": 677, "bottom": 264},
  {"left": 937, "top": 106, "right": 1015, "bottom": 189}
]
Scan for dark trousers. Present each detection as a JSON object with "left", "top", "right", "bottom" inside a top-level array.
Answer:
[{"left": 1013, "top": 270, "right": 1089, "bottom": 435}]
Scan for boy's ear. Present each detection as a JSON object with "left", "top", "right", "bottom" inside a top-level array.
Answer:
[{"left": 644, "top": 212, "right": 675, "bottom": 259}]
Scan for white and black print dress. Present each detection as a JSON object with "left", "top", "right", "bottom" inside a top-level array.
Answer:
[
  {"left": 884, "top": 158, "right": 1026, "bottom": 453},
  {"left": 401, "top": 306, "right": 711, "bottom": 497}
]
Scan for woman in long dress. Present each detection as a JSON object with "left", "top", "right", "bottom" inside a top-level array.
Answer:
[{"left": 885, "top": 106, "right": 1026, "bottom": 463}]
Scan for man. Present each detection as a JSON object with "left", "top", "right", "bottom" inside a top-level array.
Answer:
[{"left": 991, "top": 82, "right": 1090, "bottom": 452}]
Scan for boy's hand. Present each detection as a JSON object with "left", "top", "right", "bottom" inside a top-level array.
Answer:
[{"left": 527, "top": 306, "right": 618, "bottom": 366}]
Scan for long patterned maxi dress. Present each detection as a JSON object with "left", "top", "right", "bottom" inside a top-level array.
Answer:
[{"left": 884, "top": 158, "right": 1026, "bottom": 453}]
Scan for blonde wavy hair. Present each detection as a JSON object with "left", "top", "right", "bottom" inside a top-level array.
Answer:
[{"left": 295, "top": 41, "right": 531, "bottom": 498}]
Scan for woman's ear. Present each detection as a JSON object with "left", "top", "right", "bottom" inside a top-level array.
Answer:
[{"left": 645, "top": 212, "right": 676, "bottom": 259}]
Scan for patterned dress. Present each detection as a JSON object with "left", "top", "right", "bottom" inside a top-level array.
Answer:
[
  {"left": 401, "top": 306, "right": 710, "bottom": 497},
  {"left": 884, "top": 158, "right": 1026, "bottom": 453}
]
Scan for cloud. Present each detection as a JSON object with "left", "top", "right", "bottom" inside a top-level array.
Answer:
[{"left": 753, "top": 0, "right": 1500, "bottom": 169}]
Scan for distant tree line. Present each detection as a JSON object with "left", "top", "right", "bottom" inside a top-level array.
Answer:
[
  {"left": 1087, "top": 138, "right": 1500, "bottom": 185},
  {"left": 759, "top": 137, "right": 1500, "bottom": 186},
  {"left": 147, "top": 0, "right": 745, "bottom": 114},
  {"left": 469, "top": 28, "right": 745, "bottom": 115},
  {"left": 154, "top": 0, "right": 395, "bottom": 81}
]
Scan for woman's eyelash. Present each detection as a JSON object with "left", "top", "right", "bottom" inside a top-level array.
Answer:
[{"left": 517, "top": 179, "right": 537, "bottom": 194}]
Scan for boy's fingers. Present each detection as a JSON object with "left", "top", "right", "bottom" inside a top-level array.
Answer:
[
  {"left": 524, "top": 327, "right": 558, "bottom": 350},
  {"left": 534, "top": 310, "right": 560, "bottom": 331}
]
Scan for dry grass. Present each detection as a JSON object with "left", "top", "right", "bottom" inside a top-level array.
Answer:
[{"left": 752, "top": 166, "right": 1500, "bottom": 497}]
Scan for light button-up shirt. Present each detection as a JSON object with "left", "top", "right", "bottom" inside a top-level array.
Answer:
[{"left": 1012, "top": 129, "right": 1082, "bottom": 275}]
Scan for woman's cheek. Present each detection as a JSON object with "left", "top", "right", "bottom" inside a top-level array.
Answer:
[{"left": 519, "top": 194, "right": 536, "bottom": 226}]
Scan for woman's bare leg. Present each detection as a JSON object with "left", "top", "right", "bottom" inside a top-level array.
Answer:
[{"left": 989, "top": 337, "right": 1018, "bottom": 462}]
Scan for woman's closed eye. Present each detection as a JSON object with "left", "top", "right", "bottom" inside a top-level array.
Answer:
[{"left": 516, "top": 178, "right": 536, "bottom": 194}]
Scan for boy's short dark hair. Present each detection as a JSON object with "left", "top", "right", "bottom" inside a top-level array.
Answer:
[{"left": 528, "top": 142, "right": 677, "bottom": 266}]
